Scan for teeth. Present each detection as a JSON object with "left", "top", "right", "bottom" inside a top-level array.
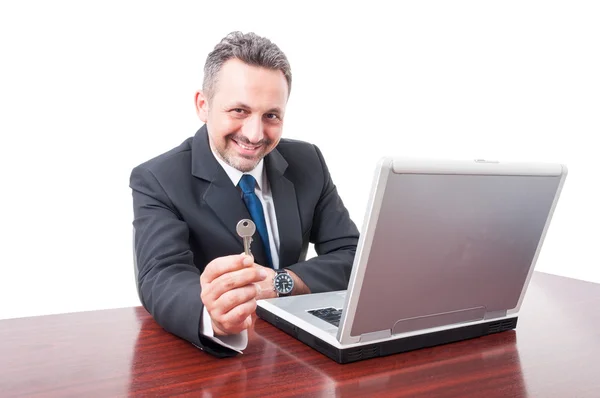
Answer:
[{"left": 237, "top": 141, "right": 258, "bottom": 150}]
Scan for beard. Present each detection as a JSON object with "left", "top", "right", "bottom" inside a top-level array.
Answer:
[{"left": 217, "top": 134, "right": 274, "bottom": 172}]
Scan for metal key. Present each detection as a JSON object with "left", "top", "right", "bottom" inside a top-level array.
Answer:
[{"left": 236, "top": 219, "right": 256, "bottom": 256}]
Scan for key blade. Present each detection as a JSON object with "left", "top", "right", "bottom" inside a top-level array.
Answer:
[{"left": 243, "top": 236, "right": 253, "bottom": 256}]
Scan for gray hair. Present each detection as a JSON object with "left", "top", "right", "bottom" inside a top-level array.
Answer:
[{"left": 202, "top": 31, "right": 292, "bottom": 101}]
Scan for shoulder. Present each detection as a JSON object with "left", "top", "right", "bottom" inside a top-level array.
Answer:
[
  {"left": 273, "top": 137, "right": 333, "bottom": 187},
  {"left": 275, "top": 137, "right": 326, "bottom": 166},
  {"left": 132, "top": 137, "right": 193, "bottom": 178}
]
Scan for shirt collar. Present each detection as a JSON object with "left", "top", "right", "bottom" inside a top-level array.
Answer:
[{"left": 211, "top": 148, "right": 265, "bottom": 191}]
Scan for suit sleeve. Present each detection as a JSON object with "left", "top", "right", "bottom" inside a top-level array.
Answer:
[
  {"left": 286, "top": 145, "right": 360, "bottom": 293},
  {"left": 130, "top": 165, "right": 240, "bottom": 357}
]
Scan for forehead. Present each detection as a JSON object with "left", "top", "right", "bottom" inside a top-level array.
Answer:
[{"left": 212, "top": 58, "right": 289, "bottom": 109}]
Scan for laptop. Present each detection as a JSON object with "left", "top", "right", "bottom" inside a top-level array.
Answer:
[{"left": 256, "top": 157, "right": 567, "bottom": 364}]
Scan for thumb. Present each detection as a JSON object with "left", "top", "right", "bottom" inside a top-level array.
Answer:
[{"left": 240, "top": 253, "right": 255, "bottom": 267}]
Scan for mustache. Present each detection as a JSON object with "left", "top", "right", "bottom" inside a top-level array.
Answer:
[{"left": 228, "top": 134, "right": 272, "bottom": 147}]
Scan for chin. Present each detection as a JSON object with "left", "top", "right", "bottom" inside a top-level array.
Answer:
[{"left": 228, "top": 155, "right": 262, "bottom": 173}]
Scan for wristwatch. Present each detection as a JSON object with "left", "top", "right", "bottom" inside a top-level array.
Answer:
[{"left": 273, "top": 269, "right": 294, "bottom": 297}]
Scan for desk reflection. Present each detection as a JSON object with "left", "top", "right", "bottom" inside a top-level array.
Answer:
[
  {"left": 128, "top": 311, "right": 249, "bottom": 397},
  {"left": 251, "top": 323, "right": 528, "bottom": 397},
  {"left": 126, "top": 309, "right": 529, "bottom": 397}
]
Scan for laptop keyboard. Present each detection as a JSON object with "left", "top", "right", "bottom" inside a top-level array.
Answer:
[{"left": 308, "top": 307, "right": 343, "bottom": 327}]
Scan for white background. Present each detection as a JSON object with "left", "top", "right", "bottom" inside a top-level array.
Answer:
[{"left": 0, "top": 1, "right": 598, "bottom": 320}]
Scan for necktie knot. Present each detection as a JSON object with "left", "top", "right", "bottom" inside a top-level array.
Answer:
[{"left": 239, "top": 174, "right": 257, "bottom": 195}]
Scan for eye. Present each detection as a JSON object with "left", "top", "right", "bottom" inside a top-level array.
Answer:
[
  {"left": 229, "top": 108, "right": 248, "bottom": 118},
  {"left": 265, "top": 113, "right": 280, "bottom": 121}
]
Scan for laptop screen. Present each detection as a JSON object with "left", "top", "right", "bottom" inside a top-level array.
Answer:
[{"left": 350, "top": 172, "right": 561, "bottom": 337}]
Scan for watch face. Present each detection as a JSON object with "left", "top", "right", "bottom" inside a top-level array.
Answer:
[{"left": 274, "top": 273, "right": 294, "bottom": 295}]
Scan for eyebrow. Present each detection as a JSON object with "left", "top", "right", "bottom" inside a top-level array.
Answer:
[{"left": 229, "top": 102, "right": 282, "bottom": 114}]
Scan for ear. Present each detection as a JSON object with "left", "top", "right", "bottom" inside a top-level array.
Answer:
[{"left": 194, "top": 90, "right": 209, "bottom": 123}]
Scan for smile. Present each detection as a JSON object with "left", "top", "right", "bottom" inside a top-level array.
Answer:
[{"left": 232, "top": 139, "right": 261, "bottom": 151}]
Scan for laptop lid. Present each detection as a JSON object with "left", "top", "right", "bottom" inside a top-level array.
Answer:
[{"left": 337, "top": 157, "right": 567, "bottom": 345}]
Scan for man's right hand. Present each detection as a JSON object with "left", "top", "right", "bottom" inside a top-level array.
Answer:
[{"left": 200, "top": 254, "right": 268, "bottom": 336}]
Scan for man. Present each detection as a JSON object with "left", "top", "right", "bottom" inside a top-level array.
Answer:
[{"left": 130, "top": 31, "right": 359, "bottom": 357}]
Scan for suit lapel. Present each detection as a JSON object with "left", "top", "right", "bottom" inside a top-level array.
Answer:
[
  {"left": 265, "top": 149, "right": 303, "bottom": 268},
  {"left": 190, "top": 126, "right": 269, "bottom": 265}
]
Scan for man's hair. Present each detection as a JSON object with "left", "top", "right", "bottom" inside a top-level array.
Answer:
[{"left": 202, "top": 31, "right": 292, "bottom": 101}]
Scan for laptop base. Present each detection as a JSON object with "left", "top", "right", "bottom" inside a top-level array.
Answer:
[{"left": 256, "top": 306, "right": 518, "bottom": 364}]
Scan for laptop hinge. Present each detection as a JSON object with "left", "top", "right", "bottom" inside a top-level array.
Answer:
[{"left": 359, "top": 329, "right": 392, "bottom": 343}]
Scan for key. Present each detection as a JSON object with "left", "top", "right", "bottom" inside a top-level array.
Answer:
[{"left": 236, "top": 219, "right": 256, "bottom": 256}]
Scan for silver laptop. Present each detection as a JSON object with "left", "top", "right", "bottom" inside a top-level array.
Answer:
[{"left": 256, "top": 157, "right": 567, "bottom": 363}]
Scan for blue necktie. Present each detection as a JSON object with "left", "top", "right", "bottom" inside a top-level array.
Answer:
[{"left": 239, "top": 174, "right": 273, "bottom": 268}]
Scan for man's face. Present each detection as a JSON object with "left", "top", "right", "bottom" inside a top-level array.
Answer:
[{"left": 195, "top": 58, "right": 289, "bottom": 172}]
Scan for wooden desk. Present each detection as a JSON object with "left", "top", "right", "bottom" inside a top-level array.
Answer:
[{"left": 1, "top": 272, "right": 599, "bottom": 397}]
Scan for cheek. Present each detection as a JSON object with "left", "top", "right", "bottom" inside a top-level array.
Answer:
[
  {"left": 209, "top": 115, "right": 242, "bottom": 140},
  {"left": 265, "top": 126, "right": 283, "bottom": 144}
]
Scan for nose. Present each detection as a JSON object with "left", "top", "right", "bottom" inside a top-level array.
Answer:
[{"left": 241, "top": 115, "right": 264, "bottom": 144}]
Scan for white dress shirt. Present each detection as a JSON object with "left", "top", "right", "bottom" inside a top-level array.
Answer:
[{"left": 199, "top": 149, "right": 281, "bottom": 352}]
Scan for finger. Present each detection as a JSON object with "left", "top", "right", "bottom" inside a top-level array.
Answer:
[
  {"left": 211, "top": 284, "right": 260, "bottom": 317},
  {"left": 201, "top": 254, "right": 253, "bottom": 284},
  {"left": 202, "top": 267, "right": 265, "bottom": 310},
  {"left": 207, "top": 266, "right": 267, "bottom": 305},
  {"left": 218, "top": 299, "right": 258, "bottom": 333}
]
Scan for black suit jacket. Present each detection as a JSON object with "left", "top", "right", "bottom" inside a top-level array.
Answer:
[{"left": 130, "top": 125, "right": 359, "bottom": 356}]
